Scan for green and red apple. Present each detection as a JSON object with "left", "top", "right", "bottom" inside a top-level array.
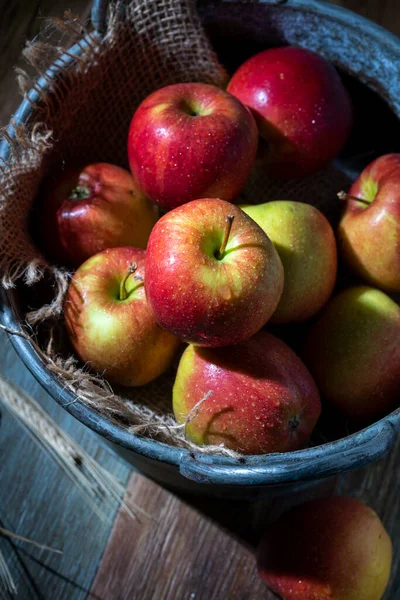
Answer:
[
  {"left": 173, "top": 330, "right": 321, "bottom": 454},
  {"left": 34, "top": 163, "right": 158, "bottom": 269},
  {"left": 338, "top": 153, "right": 400, "bottom": 292},
  {"left": 257, "top": 496, "right": 392, "bottom": 600},
  {"left": 64, "top": 247, "right": 180, "bottom": 386},
  {"left": 303, "top": 285, "right": 400, "bottom": 422},
  {"left": 127, "top": 82, "right": 258, "bottom": 210},
  {"left": 241, "top": 201, "right": 337, "bottom": 323},
  {"left": 228, "top": 46, "right": 353, "bottom": 178},
  {"left": 145, "top": 198, "right": 284, "bottom": 347}
]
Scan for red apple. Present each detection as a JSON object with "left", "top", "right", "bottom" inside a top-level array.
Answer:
[
  {"left": 145, "top": 198, "right": 284, "bottom": 347},
  {"left": 127, "top": 83, "right": 258, "bottom": 210},
  {"left": 257, "top": 497, "right": 392, "bottom": 600},
  {"left": 172, "top": 330, "right": 321, "bottom": 454},
  {"left": 64, "top": 247, "right": 180, "bottom": 386},
  {"left": 338, "top": 153, "right": 400, "bottom": 292},
  {"left": 227, "top": 46, "right": 353, "bottom": 178},
  {"left": 34, "top": 163, "right": 158, "bottom": 269}
]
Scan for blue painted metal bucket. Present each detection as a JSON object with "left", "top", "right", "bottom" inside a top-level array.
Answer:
[{"left": 1, "top": 0, "right": 399, "bottom": 497}]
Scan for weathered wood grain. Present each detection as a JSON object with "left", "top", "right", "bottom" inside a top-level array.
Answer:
[
  {"left": 330, "top": 0, "right": 400, "bottom": 35},
  {"left": 0, "top": 0, "right": 92, "bottom": 126},
  {"left": 91, "top": 472, "right": 270, "bottom": 600},
  {"left": 0, "top": 331, "right": 132, "bottom": 600},
  {"left": 91, "top": 448, "right": 399, "bottom": 600}
]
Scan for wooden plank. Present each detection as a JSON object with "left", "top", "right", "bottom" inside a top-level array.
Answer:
[
  {"left": 0, "top": 331, "right": 132, "bottom": 599},
  {"left": 328, "top": 0, "right": 400, "bottom": 35},
  {"left": 91, "top": 472, "right": 270, "bottom": 600},
  {"left": 91, "top": 446, "right": 399, "bottom": 600},
  {"left": 0, "top": 0, "right": 92, "bottom": 126}
]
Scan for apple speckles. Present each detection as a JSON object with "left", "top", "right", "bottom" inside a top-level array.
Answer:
[
  {"left": 227, "top": 46, "right": 353, "bottom": 178},
  {"left": 242, "top": 201, "right": 337, "bottom": 323},
  {"left": 145, "top": 198, "right": 284, "bottom": 347},
  {"left": 64, "top": 247, "right": 180, "bottom": 386},
  {"left": 304, "top": 285, "right": 400, "bottom": 422},
  {"left": 258, "top": 497, "right": 392, "bottom": 600},
  {"left": 173, "top": 331, "right": 320, "bottom": 454},
  {"left": 128, "top": 82, "right": 258, "bottom": 209}
]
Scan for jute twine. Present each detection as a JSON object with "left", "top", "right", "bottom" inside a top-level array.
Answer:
[
  {"left": 0, "top": 1, "right": 351, "bottom": 454},
  {"left": 0, "top": 369, "right": 150, "bottom": 522}
]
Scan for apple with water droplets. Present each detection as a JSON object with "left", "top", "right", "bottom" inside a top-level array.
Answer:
[
  {"left": 34, "top": 163, "right": 158, "bottom": 269},
  {"left": 227, "top": 46, "right": 353, "bottom": 178},
  {"left": 338, "top": 153, "right": 400, "bottom": 292},
  {"left": 145, "top": 198, "right": 284, "bottom": 347},
  {"left": 127, "top": 82, "right": 258, "bottom": 210},
  {"left": 241, "top": 200, "right": 337, "bottom": 323},
  {"left": 172, "top": 330, "right": 321, "bottom": 454},
  {"left": 64, "top": 247, "right": 180, "bottom": 386},
  {"left": 258, "top": 496, "right": 392, "bottom": 600}
]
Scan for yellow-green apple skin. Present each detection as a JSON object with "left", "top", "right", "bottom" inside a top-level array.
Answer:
[
  {"left": 303, "top": 286, "right": 400, "bottom": 422},
  {"left": 173, "top": 330, "right": 321, "bottom": 454},
  {"left": 64, "top": 247, "right": 180, "bottom": 386},
  {"left": 257, "top": 496, "right": 392, "bottom": 600},
  {"left": 338, "top": 153, "right": 400, "bottom": 293},
  {"left": 145, "top": 198, "right": 284, "bottom": 347},
  {"left": 241, "top": 201, "right": 337, "bottom": 323}
]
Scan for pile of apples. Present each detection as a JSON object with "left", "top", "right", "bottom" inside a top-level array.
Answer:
[{"left": 34, "top": 46, "right": 400, "bottom": 456}]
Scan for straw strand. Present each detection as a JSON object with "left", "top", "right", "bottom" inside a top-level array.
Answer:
[{"left": 0, "top": 375, "right": 150, "bottom": 522}]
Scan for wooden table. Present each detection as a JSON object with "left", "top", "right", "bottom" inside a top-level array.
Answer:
[{"left": 0, "top": 1, "right": 399, "bottom": 598}]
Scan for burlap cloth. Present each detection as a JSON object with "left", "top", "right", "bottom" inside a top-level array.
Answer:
[{"left": 0, "top": 0, "right": 351, "bottom": 453}]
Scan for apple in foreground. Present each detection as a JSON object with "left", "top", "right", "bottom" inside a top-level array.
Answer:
[
  {"left": 127, "top": 83, "right": 258, "bottom": 210},
  {"left": 172, "top": 330, "right": 321, "bottom": 454},
  {"left": 145, "top": 198, "right": 284, "bottom": 347},
  {"left": 227, "top": 46, "right": 353, "bottom": 178},
  {"left": 303, "top": 286, "right": 400, "bottom": 422},
  {"left": 338, "top": 153, "right": 400, "bottom": 292},
  {"left": 257, "top": 496, "right": 392, "bottom": 600},
  {"left": 33, "top": 162, "right": 158, "bottom": 269},
  {"left": 241, "top": 201, "right": 337, "bottom": 323},
  {"left": 64, "top": 247, "right": 180, "bottom": 386}
]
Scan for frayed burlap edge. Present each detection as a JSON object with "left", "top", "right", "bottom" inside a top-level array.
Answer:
[
  {"left": 0, "top": 12, "right": 102, "bottom": 297},
  {"left": 0, "top": 323, "right": 242, "bottom": 458},
  {"left": 0, "top": 5, "right": 242, "bottom": 458}
]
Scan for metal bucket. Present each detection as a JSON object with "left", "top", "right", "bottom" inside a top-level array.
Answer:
[{"left": 1, "top": 0, "right": 399, "bottom": 498}]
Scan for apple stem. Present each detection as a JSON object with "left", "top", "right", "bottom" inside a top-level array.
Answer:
[
  {"left": 337, "top": 191, "right": 370, "bottom": 206},
  {"left": 69, "top": 185, "right": 90, "bottom": 200},
  {"left": 216, "top": 215, "right": 235, "bottom": 260},
  {"left": 119, "top": 262, "right": 140, "bottom": 301}
]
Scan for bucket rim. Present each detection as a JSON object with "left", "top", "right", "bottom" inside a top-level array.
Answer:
[{"left": 1, "top": 0, "right": 400, "bottom": 487}]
